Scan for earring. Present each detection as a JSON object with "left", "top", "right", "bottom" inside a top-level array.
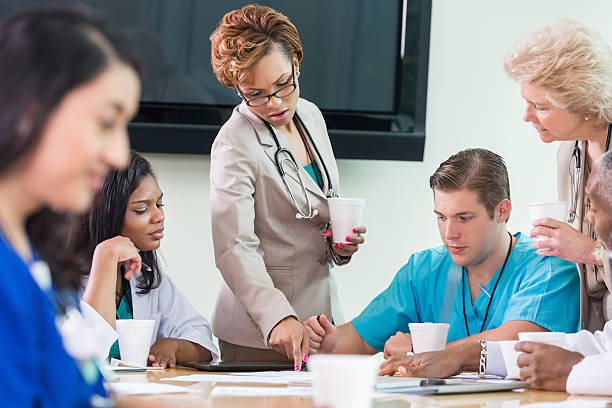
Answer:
[{"left": 585, "top": 116, "right": 590, "bottom": 121}]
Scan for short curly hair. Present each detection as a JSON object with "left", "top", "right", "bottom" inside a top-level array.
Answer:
[
  {"left": 210, "top": 4, "right": 303, "bottom": 88},
  {"left": 504, "top": 19, "right": 612, "bottom": 129}
]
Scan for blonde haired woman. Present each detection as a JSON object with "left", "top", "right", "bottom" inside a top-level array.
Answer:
[
  {"left": 505, "top": 19, "right": 612, "bottom": 331},
  {"left": 208, "top": 4, "right": 366, "bottom": 366}
]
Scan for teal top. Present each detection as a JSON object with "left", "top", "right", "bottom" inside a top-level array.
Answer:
[
  {"left": 108, "top": 281, "right": 133, "bottom": 360},
  {"left": 352, "top": 232, "right": 580, "bottom": 351},
  {"left": 304, "top": 161, "right": 323, "bottom": 189}
]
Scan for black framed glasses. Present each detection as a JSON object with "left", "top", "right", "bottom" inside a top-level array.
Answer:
[{"left": 236, "top": 65, "right": 297, "bottom": 107}]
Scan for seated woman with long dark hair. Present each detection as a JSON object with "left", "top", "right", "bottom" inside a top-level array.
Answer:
[{"left": 78, "top": 151, "right": 218, "bottom": 367}]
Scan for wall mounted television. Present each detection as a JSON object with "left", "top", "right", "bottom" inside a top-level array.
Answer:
[{"left": 0, "top": 0, "right": 431, "bottom": 161}]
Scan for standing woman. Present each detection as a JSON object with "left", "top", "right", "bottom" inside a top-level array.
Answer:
[
  {"left": 0, "top": 5, "right": 143, "bottom": 406},
  {"left": 209, "top": 4, "right": 366, "bottom": 366},
  {"left": 505, "top": 19, "right": 612, "bottom": 331}
]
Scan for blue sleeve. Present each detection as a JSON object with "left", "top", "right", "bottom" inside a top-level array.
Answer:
[
  {"left": 352, "top": 256, "right": 420, "bottom": 351},
  {"left": 0, "top": 252, "right": 106, "bottom": 407},
  {"left": 0, "top": 264, "right": 39, "bottom": 406},
  {"left": 503, "top": 256, "right": 580, "bottom": 333}
]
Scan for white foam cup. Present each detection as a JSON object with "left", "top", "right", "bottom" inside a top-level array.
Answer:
[
  {"left": 508, "top": 332, "right": 570, "bottom": 379},
  {"left": 518, "top": 331, "right": 568, "bottom": 349},
  {"left": 116, "top": 319, "right": 155, "bottom": 367},
  {"left": 528, "top": 202, "right": 568, "bottom": 241},
  {"left": 408, "top": 322, "right": 450, "bottom": 353},
  {"left": 498, "top": 341, "right": 521, "bottom": 379},
  {"left": 327, "top": 198, "right": 365, "bottom": 244},
  {"left": 308, "top": 354, "right": 379, "bottom": 408}
]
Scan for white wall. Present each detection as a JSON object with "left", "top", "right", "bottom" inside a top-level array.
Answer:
[{"left": 143, "top": 0, "right": 612, "bottom": 324}]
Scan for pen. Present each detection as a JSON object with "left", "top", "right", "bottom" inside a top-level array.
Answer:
[
  {"left": 419, "top": 378, "right": 447, "bottom": 386},
  {"left": 478, "top": 283, "right": 491, "bottom": 298},
  {"left": 121, "top": 261, "right": 152, "bottom": 272},
  {"left": 419, "top": 378, "right": 461, "bottom": 386}
]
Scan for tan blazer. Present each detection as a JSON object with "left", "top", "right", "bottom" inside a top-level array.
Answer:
[
  {"left": 209, "top": 98, "right": 343, "bottom": 349},
  {"left": 557, "top": 141, "right": 612, "bottom": 331}
]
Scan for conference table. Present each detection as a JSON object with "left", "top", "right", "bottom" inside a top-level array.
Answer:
[{"left": 113, "top": 367, "right": 612, "bottom": 407}]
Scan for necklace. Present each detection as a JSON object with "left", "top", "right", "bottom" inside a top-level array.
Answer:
[{"left": 462, "top": 232, "right": 513, "bottom": 337}]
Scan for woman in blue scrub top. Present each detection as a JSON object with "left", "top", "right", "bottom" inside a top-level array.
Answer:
[{"left": 0, "top": 6, "right": 143, "bottom": 407}]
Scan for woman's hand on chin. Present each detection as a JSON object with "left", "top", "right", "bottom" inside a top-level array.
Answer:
[{"left": 93, "top": 236, "right": 142, "bottom": 279}]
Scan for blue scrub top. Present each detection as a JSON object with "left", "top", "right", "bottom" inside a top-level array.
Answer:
[
  {"left": 352, "top": 232, "right": 580, "bottom": 351},
  {"left": 0, "top": 231, "right": 105, "bottom": 406}
]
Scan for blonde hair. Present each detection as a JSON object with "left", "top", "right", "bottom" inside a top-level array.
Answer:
[
  {"left": 504, "top": 19, "right": 612, "bottom": 129},
  {"left": 210, "top": 4, "right": 303, "bottom": 88}
]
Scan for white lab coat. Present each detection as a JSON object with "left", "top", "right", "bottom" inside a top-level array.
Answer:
[
  {"left": 490, "top": 321, "right": 612, "bottom": 395},
  {"left": 79, "top": 270, "right": 219, "bottom": 363},
  {"left": 564, "top": 321, "right": 612, "bottom": 395}
]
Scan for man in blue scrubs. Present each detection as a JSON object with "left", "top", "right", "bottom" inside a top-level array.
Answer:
[{"left": 304, "top": 149, "right": 579, "bottom": 368}]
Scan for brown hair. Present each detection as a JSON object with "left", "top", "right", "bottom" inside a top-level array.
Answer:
[
  {"left": 210, "top": 4, "right": 303, "bottom": 88},
  {"left": 429, "top": 149, "right": 510, "bottom": 219}
]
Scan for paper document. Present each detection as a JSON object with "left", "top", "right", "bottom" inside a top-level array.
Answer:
[
  {"left": 210, "top": 386, "right": 392, "bottom": 399},
  {"left": 451, "top": 372, "right": 507, "bottom": 380},
  {"left": 522, "top": 400, "right": 612, "bottom": 408},
  {"left": 107, "top": 382, "right": 196, "bottom": 395},
  {"left": 163, "top": 374, "right": 298, "bottom": 384},
  {"left": 211, "top": 386, "right": 312, "bottom": 398},
  {"left": 108, "top": 358, "right": 164, "bottom": 371}
]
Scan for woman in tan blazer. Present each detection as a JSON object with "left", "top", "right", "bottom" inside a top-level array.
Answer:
[
  {"left": 505, "top": 19, "right": 612, "bottom": 331},
  {"left": 208, "top": 5, "right": 366, "bottom": 366}
]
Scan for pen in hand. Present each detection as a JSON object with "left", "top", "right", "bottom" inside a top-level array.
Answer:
[
  {"left": 120, "top": 261, "right": 152, "bottom": 279},
  {"left": 121, "top": 261, "right": 151, "bottom": 272}
]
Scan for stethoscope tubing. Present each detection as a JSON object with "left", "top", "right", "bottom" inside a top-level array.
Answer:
[{"left": 262, "top": 113, "right": 335, "bottom": 219}]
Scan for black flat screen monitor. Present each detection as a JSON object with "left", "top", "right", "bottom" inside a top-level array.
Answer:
[{"left": 0, "top": 0, "right": 431, "bottom": 160}]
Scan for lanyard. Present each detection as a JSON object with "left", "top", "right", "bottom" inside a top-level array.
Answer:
[{"left": 462, "top": 232, "right": 513, "bottom": 336}]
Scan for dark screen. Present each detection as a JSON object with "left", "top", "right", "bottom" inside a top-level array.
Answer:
[{"left": 0, "top": 0, "right": 402, "bottom": 113}]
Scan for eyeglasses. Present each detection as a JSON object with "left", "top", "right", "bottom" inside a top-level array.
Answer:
[{"left": 236, "top": 65, "right": 297, "bottom": 107}]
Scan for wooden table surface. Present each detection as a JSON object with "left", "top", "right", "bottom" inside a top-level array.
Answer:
[{"left": 114, "top": 367, "right": 612, "bottom": 407}]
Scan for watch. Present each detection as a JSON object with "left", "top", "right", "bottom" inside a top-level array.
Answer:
[
  {"left": 593, "top": 240, "right": 606, "bottom": 267},
  {"left": 478, "top": 340, "right": 487, "bottom": 379}
]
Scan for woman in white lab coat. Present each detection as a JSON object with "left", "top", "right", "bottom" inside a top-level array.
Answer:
[{"left": 77, "top": 151, "right": 218, "bottom": 367}]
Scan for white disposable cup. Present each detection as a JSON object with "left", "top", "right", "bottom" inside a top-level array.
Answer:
[
  {"left": 116, "top": 319, "right": 155, "bottom": 367},
  {"left": 518, "top": 331, "right": 568, "bottom": 349},
  {"left": 528, "top": 202, "right": 568, "bottom": 241},
  {"left": 498, "top": 341, "right": 521, "bottom": 379},
  {"left": 327, "top": 198, "right": 365, "bottom": 244},
  {"left": 308, "top": 354, "right": 379, "bottom": 408},
  {"left": 408, "top": 322, "right": 449, "bottom": 353}
]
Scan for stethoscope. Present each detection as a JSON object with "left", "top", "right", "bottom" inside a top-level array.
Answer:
[
  {"left": 569, "top": 123, "right": 611, "bottom": 223},
  {"left": 263, "top": 114, "right": 337, "bottom": 219}
]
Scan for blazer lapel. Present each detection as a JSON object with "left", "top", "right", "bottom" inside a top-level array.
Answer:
[
  {"left": 295, "top": 106, "right": 335, "bottom": 199},
  {"left": 237, "top": 100, "right": 328, "bottom": 201}
]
